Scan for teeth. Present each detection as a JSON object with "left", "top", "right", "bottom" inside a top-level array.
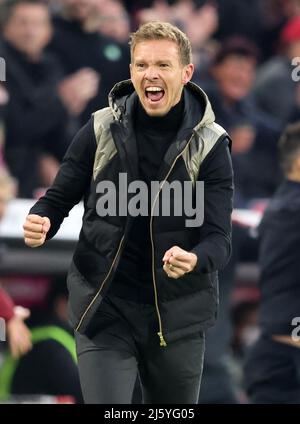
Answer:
[{"left": 145, "top": 87, "right": 163, "bottom": 92}]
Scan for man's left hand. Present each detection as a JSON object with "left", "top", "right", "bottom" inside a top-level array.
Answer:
[{"left": 163, "top": 246, "right": 198, "bottom": 279}]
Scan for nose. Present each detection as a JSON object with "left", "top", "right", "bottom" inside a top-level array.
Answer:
[{"left": 144, "top": 66, "right": 159, "bottom": 81}]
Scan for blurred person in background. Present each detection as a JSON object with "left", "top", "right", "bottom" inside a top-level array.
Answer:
[
  {"left": 97, "top": 0, "right": 131, "bottom": 44},
  {"left": 254, "top": 16, "right": 300, "bottom": 126},
  {"left": 0, "top": 165, "right": 16, "bottom": 220},
  {"left": 198, "top": 37, "right": 279, "bottom": 404},
  {"left": 0, "top": 102, "right": 81, "bottom": 401},
  {"left": 0, "top": 0, "right": 97, "bottom": 197},
  {"left": 0, "top": 167, "right": 32, "bottom": 361},
  {"left": 197, "top": 212, "right": 260, "bottom": 404},
  {"left": 204, "top": 37, "right": 281, "bottom": 206},
  {"left": 180, "top": 1, "right": 219, "bottom": 83},
  {"left": 0, "top": 85, "right": 9, "bottom": 167},
  {"left": 49, "top": 0, "right": 130, "bottom": 124},
  {"left": 0, "top": 277, "right": 83, "bottom": 403},
  {"left": 231, "top": 300, "right": 260, "bottom": 364},
  {"left": 258, "top": 0, "right": 300, "bottom": 61},
  {"left": 230, "top": 298, "right": 259, "bottom": 402},
  {"left": 134, "top": 0, "right": 261, "bottom": 44},
  {"left": 133, "top": 0, "right": 172, "bottom": 25},
  {"left": 244, "top": 122, "right": 300, "bottom": 403},
  {"left": 133, "top": 1, "right": 219, "bottom": 82},
  {"left": 0, "top": 288, "right": 32, "bottom": 359},
  {"left": 213, "top": 0, "right": 263, "bottom": 45},
  {"left": 197, "top": 253, "right": 240, "bottom": 404}
]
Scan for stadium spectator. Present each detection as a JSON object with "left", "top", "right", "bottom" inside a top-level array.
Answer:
[
  {"left": 254, "top": 16, "right": 300, "bottom": 126},
  {"left": 0, "top": 85, "right": 9, "bottom": 167},
  {"left": 49, "top": 0, "right": 130, "bottom": 124},
  {"left": 204, "top": 37, "right": 281, "bottom": 205},
  {"left": 97, "top": 0, "right": 131, "bottom": 44},
  {"left": 244, "top": 122, "right": 300, "bottom": 403},
  {"left": 213, "top": 0, "right": 263, "bottom": 45},
  {"left": 0, "top": 278, "right": 83, "bottom": 403},
  {"left": 0, "top": 168, "right": 32, "bottom": 360},
  {"left": 0, "top": 288, "right": 32, "bottom": 359},
  {"left": 0, "top": 0, "right": 97, "bottom": 197}
]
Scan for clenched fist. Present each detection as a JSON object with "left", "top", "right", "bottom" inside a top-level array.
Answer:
[
  {"left": 23, "top": 214, "right": 51, "bottom": 248},
  {"left": 163, "top": 245, "right": 198, "bottom": 279}
]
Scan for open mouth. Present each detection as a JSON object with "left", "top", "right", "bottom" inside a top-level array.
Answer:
[{"left": 145, "top": 86, "right": 165, "bottom": 103}]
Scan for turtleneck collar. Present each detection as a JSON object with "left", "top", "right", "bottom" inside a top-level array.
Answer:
[{"left": 135, "top": 94, "right": 184, "bottom": 132}]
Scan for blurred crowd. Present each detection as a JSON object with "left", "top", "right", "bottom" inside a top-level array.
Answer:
[
  {"left": 0, "top": 0, "right": 299, "bottom": 202},
  {"left": 0, "top": 0, "right": 300, "bottom": 404}
]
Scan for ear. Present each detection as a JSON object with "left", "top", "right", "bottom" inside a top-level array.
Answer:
[
  {"left": 182, "top": 63, "right": 194, "bottom": 85},
  {"left": 129, "top": 63, "right": 133, "bottom": 78}
]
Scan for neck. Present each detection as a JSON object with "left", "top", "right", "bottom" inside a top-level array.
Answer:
[
  {"left": 5, "top": 39, "right": 41, "bottom": 62},
  {"left": 136, "top": 95, "right": 184, "bottom": 131},
  {"left": 26, "top": 51, "right": 42, "bottom": 62}
]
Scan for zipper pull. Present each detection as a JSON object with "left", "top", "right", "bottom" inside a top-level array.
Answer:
[{"left": 157, "top": 332, "right": 167, "bottom": 347}]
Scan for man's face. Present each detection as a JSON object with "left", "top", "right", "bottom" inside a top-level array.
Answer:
[
  {"left": 130, "top": 39, "right": 194, "bottom": 117},
  {"left": 213, "top": 55, "right": 256, "bottom": 102},
  {"left": 3, "top": 3, "right": 52, "bottom": 59}
]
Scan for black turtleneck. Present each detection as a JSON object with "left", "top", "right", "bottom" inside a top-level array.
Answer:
[
  {"left": 135, "top": 97, "right": 184, "bottom": 184},
  {"left": 109, "top": 96, "right": 184, "bottom": 304}
]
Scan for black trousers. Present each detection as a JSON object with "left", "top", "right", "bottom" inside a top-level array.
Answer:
[{"left": 75, "top": 294, "right": 205, "bottom": 404}]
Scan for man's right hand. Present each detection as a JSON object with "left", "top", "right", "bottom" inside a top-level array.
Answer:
[
  {"left": 58, "top": 68, "right": 100, "bottom": 116},
  {"left": 23, "top": 214, "right": 51, "bottom": 248},
  {"left": 7, "top": 306, "right": 32, "bottom": 359}
]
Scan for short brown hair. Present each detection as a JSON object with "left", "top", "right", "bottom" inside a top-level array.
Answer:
[
  {"left": 0, "top": 0, "right": 47, "bottom": 27},
  {"left": 214, "top": 37, "right": 260, "bottom": 65},
  {"left": 278, "top": 121, "right": 300, "bottom": 175},
  {"left": 129, "top": 21, "right": 192, "bottom": 66}
]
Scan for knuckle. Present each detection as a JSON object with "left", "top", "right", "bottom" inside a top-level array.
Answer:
[{"left": 24, "top": 238, "right": 31, "bottom": 246}]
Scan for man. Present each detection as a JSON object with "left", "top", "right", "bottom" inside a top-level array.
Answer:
[
  {"left": 0, "top": 0, "right": 98, "bottom": 197},
  {"left": 203, "top": 37, "right": 281, "bottom": 206},
  {"left": 97, "top": 0, "right": 130, "bottom": 44},
  {"left": 23, "top": 22, "right": 233, "bottom": 404},
  {"left": 0, "top": 168, "right": 32, "bottom": 360},
  {"left": 0, "top": 85, "right": 8, "bottom": 167},
  {"left": 244, "top": 122, "right": 300, "bottom": 403},
  {"left": 254, "top": 16, "right": 300, "bottom": 126},
  {"left": 0, "top": 287, "right": 32, "bottom": 359},
  {"left": 49, "top": 0, "right": 130, "bottom": 124},
  {"left": 0, "top": 278, "right": 82, "bottom": 403}
]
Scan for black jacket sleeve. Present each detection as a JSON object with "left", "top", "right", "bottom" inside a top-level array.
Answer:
[
  {"left": 191, "top": 137, "right": 233, "bottom": 273},
  {"left": 29, "top": 118, "right": 96, "bottom": 239}
]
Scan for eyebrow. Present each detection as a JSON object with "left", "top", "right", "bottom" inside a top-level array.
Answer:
[{"left": 134, "top": 59, "right": 173, "bottom": 65}]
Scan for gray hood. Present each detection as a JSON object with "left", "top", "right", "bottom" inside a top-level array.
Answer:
[{"left": 108, "top": 79, "right": 216, "bottom": 131}]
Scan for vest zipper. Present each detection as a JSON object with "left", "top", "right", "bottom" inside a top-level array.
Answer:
[
  {"left": 150, "top": 135, "right": 194, "bottom": 347},
  {"left": 76, "top": 134, "right": 195, "bottom": 336},
  {"left": 75, "top": 235, "right": 125, "bottom": 332}
]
